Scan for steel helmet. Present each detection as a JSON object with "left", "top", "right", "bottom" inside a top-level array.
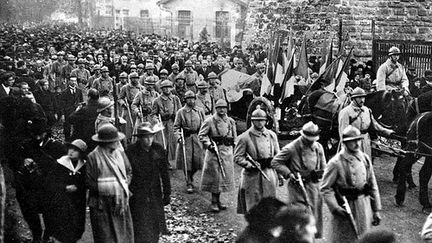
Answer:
[
  {"left": 350, "top": 87, "right": 367, "bottom": 98},
  {"left": 197, "top": 81, "right": 209, "bottom": 89},
  {"left": 145, "top": 63, "right": 155, "bottom": 70},
  {"left": 251, "top": 108, "right": 267, "bottom": 121},
  {"left": 207, "top": 72, "right": 218, "bottom": 80},
  {"left": 160, "top": 69, "right": 169, "bottom": 75},
  {"left": 300, "top": 121, "right": 320, "bottom": 142},
  {"left": 144, "top": 76, "right": 156, "bottom": 84},
  {"left": 184, "top": 90, "right": 196, "bottom": 99},
  {"left": 342, "top": 125, "right": 364, "bottom": 142},
  {"left": 215, "top": 99, "right": 228, "bottom": 108},
  {"left": 388, "top": 46, "right": 401, "bottom": 56},
  {"left": 185, "top": 60, "right": 193, "bottom": 67},
  {"left": 160, "top": 80, "right": 173, "bottom": 88},
  {"left": 119, "top": 72, "right": 128, "bottom": 78}
]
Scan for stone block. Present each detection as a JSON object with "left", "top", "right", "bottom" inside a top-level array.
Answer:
[
  {"left": 394, "top": 8, "right": 405, "bottom": 15},
  {"left": 418, "top": 7, "right": 428, "bottom": 16}
]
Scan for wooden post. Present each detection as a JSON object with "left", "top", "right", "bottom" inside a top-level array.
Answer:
[{"left": 338, "top": 18, "right": 343, "bottom": 52}]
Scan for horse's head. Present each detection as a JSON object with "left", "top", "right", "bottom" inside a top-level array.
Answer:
[{"left": 379, "top": 89, "right": 409, "bottom": 133}]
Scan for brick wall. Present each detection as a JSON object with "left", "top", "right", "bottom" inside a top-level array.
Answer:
[{"left": 244, "top": 0, "right": 432, "bottom": 60}]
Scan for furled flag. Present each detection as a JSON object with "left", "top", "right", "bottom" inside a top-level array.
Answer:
[
  {"left": 278, "top": 51, "right": 296, "bottom": 103},
  {"left": 295, "top": 35, "right": 309, "bottom": 83}
]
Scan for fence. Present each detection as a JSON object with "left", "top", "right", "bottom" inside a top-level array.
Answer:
[{"left": 372, "top": 39, "right": 432, "bottom": 76}]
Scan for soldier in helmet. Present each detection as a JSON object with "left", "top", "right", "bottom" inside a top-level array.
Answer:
[
  {"left": 132, "top": 76, "right": 159, "bottom": 123},
  {"left": 119, "top": 72, "right": 144, "bottom": 142},
  {"left": 117, "top": 72, "right": 128, "bottom": 93},
  {"left": 321, "top": 125, "right": 381, "bottom": 243},
  {"left": 173, "top": 91, "right": 206, "bottom": 193},
  {"left": 168, "top": 63, "right": 181, "bottom": 82},
  {"left": 180, "top": 60, "right": 199, "bottom": 92},
  {"left": 139, "top": 63, "right": 159, "bottom": 87},
  {"left": 92, "top": 66, "right": 114, "bottom": 99},
  {"left": 207, "top": 72, "right": 227, "bottom": 103},
  {"left": 87, "top": 64, "right": 101, "bottom": 89},
  {"left": 234, "top": 108, "right": 280, "bottom": 214},
  {"left": 152, "top": 80, "right": 182, "bottom": 167},
  {"left": 172, "top": 75, "right": 187, "bottom": 105},
  {"left": 196, "top": 80, "right": 215, "bottom": 118},
  {"left": 271, "top": 121, "right": 326, "bottom": 239},
  {"left": 376, "top": 46, "right": 409, "bottom": 93},
  {"left": 155, "top": 69, "right": 169, "bottom": 93},
  {"left": 199, "top": 99, "right": 236, "bottom": 212}
]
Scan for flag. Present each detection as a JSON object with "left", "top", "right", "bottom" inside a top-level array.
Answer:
[
  {"left": 295, "top": 35, "right": 309, "bottom": 82},
  {"left": 319, "top": 37, "right": 333, "bottom": 75},
  {"left": 279, "top": 51, "right": 296, "bottom": 103},
  {"left": 333, "top": 47, "right": 354, "bottom": 93},
  {"left": 308, "top": 55, "right": 342, "bottom": 93},
  {"left": 261, "top": 61, "right": 272, "bottom": 96}
]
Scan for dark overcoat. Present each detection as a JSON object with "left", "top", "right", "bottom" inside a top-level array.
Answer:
[{"left": 126, "top": 142, "right": 171, "bottom": 243}]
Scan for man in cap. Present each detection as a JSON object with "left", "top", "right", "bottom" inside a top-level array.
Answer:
[
  {"left": 321, "top": 125, "right": 381, "bottom": 242},
  {"left": 180, "top": 60, "right": 199, "bottom": 93},
  {"left": 126, "top": 122, "right": 171, "bottom": 242},
  {"left": 131, "top": 76, "right": 159, "bottom": 123},
  {"left": 92, "top": 66, "right": 114, "bottom": 99},
  {"left": 235, "top": 108, "right": 280, "bottom": 214},
  {"left": 152, "top": 80, "right": 182, "bottom": 167},
  {"left": 61, "top": 55, "right": 77, "bottom": 86},
  {"left": 71, "top": 58, "right": 91, "bottom": 89},
  {"left": 172, "top": 74, "right": 187, "bottom": 104},
  {"left": 167, "top": 63, "right": 180, "bottom": 82},
  {"left": 271, "top": 121, "right": 326, "bottom": 239},
  {"left": 87, "top": 123, "right": 134, "bottom": 243},
  {"left": 117, "top": 72, "right": 128, "bottom": 93},
  {"left": 87, "top": 64, "right": 101, "bottom": 89},
  {"left": 376, "top": 46, "right": 409, "bottom": 93},
  {"left": 338, "top": 87, "right": 394, "bottom": 159},
  {"left": 154, "top": 69, "right": 169, "bottom": 93},
  {"left": 51, "top": 51, "right": 66, "bottom": 89},
  {"left": 195, "top": 80, "right": 215, "bottom": 118},
  {"left": 208, "top": 72, "right": 227, "bottom": 102},
  {"left": 61, "top": 75, "right": 83, "bottom": 141},
  {"left": 137, "top": 63, "right": 145, "bottom": 76},
  {"left": 199, "top": 99, "right": 236, "bottom": 212},
  {"left": 173, "top": 90, "right": 206, "bottom": 193},
  {"left": 119, "top": 72, "right": 144, "bottom": 142},
  {"left": 139, "top": 63, "right": 159, "bottom": 87}
]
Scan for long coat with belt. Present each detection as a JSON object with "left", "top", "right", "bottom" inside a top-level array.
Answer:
[
  {"left": 152, "top": 93, "right": 182, "bottom": 162},
  {"left": 173, "top": 105, "right": 206, "bottom": 172},
  {"left": 126, "top": 142, "right": 171, "bottom": 243},
  {"left": 234, "top": 126, "right": 279, "bottom": 214},
  {"left": 199, "top": 113, "right": 236, "bottom": 193},
  {"left": 271, "top": 137, "right": 326, "bottom": 238},
  {"left": 320, "top": 148, "right": 381, "bottom": 242},
  {"left": 44, "top": 156, "right": 86, "bottom": 243},
  {"left": 119, "top": 84, "right": 144, "bottom": 140}
]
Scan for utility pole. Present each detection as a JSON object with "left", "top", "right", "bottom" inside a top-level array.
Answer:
[{"left": 77, "top": 0, "right": 83, "bottom": 28}]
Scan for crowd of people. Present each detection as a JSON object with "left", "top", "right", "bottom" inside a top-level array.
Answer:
[{"left": 1, "top": 22, "right": 432, "bottom": 243}]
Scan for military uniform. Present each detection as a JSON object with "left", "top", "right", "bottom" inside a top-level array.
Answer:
[
  {"left": 119, "top": 83, "right": 144, "bottom": 140},
  {"left": 180, "top": 69, "right": 199, "bottom": 92},
  {"left": 139, "top": 73, "right": 159, "bottom": 87},
  {"left": 196, "top": 92, "right": 214, "bottom": 117},
  {"left": 376, "top": 47, "right": 409, "bottom": 92},
  {"left": 321, "top": 126, "right": 381, "bottom": 242},
  {"left": 131, "top": 88, "right": 159, "bottom": 124},
  {"left": 271, "top": 122, "right": 326, "bottom": 238},
  {"left": 92, "top": 76, "right": 114, "bottom": 99},
  {"left": 234, "top": 125, "right": 279, "bottom": 214},
  {"left": 209, "top": 84, "right": 226, "bottom": 103},
  {"left": 153, "top": 92, "right": 182, "bottom": 162}
]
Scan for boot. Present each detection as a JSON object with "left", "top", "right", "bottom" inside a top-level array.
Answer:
[
  {"left": 407, "top": 173, "right": 417, "bottom": 189},
  {"left": 186, "top": 172, "right": 194, "bottom": 193},
  {"left": 216, "top": 193, "right": 227, "bottom": 210},
  {"left": 211, "top": 193, "right": 220, "bottom": 213}
]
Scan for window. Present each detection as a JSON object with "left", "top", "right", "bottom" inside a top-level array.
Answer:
[
  {"left": 140, "top": 10, "right": 149, "bottom": 18},
  {"left": 105, "top": 5, "right": 113, "bottom": 15},
  {"left": 215, "top": 11, "right": 230, "bottom": 38},
  {"left": 178, "top": 10, "right": 192, "bottom": 25},
  {"left": 122, "top": 9, "right": 129, "bottom": 16}
]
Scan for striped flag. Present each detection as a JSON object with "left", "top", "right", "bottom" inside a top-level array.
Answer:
[{"left": 279, "top": 50, "right": 296, "bottom": 103}]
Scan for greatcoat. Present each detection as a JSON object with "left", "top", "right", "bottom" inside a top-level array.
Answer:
[
  {"left": 376, "top": 58, "right": 409, "bottom": 91},
  {"left": 173, "top": 105, "right": 206, "bottom": 172},
  {"left": 338, "top": 102, "right": 393, "bottom": 159},
  {"left": 119, "top": 83, "right": 144, "bottom": 140},
  {"left": 131, "top": 89, "right": 159, "bottom": 124},
  {"left": 126, "top": 142, "right": 171, "bottom": 243},
  {"left": 195, "top": 92, "right": 214, "bottom": 117},
  {"left": 234, "top": 126, "right": 279, "bottom": 214},
  {"left": 271, "top": 137, "right": 326, "bottom": 237},
  {"left": 152, "top": 93, "right": 182, "bottom": 162},
  {"left": 320, "top": 148, "right": 381, "bottom": 242},
  {"left": 199, "top": 113, "right": 236, "bottom": 193}
]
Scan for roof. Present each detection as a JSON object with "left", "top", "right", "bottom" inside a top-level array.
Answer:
[{"left": 157, "top": 0, "right": 248, "bottom": 7}]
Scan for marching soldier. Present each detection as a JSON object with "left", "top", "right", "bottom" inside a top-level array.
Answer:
[
  {"left": 234, "top": 108, "right": 279, "bottom": 214},
  {"left": 119, "top": 72, "right": 144, "bottom": 142},
  {"left": 376, "top": 46, "right": 409, "bottom": 93},
  {"left": 152, "top": 80, "right": 182, "bottom": 167},
  {"left": 172, "top": 75, "right": 187, "bottom": 105},
  {"left": 180, "top": 60, "right": 199, "bottom": 92},
  {"left": 173, "top": 91, "right": 205, "bottom": 193},
  {"left": 139, "top": 63, "right": 159, "bottom": 87},
  {"left": 271, "top": 121, "right": 326, "bottom": 239},
  {"left": 207, "top": 72, "right": 226, "bottom": 103},
  {"left": 196, "top": 81, "right": 214, "bottom": 118},
  {"left": 92, "top": 66, "right": 114, "bottom": 99},
  {"left": 131, "top": 76, "right": 159, "bottom": 123},
  {"left": 338, "top": 87, "right": 394, "bottom": 160},
  {"left": 199, "top": 99, "right": 236, "bottom": 212},
  {"left": 321, "top": 125, "right": 381, "bottom": 242}
]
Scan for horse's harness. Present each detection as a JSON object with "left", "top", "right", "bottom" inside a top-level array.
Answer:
[{"left": 407, "top": 112, "right": 432, "bottom": 156}]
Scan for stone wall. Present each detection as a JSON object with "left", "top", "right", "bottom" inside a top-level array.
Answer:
[{"left": 244, "top": 0, "right": 432, "bottom": 60}]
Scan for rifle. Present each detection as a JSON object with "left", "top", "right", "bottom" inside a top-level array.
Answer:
[
  {"left": 342, "top": 196, "right": 360, "bottom": 238},
  {"left": 123, "top": 99, "right": 134, "bottom": 127},
  {"left": 245, "top": 153, "right": 271, "bottom": 182},
  {"left": 297, "top": 173, "right": 313, "bottom": 212},
  {"left": 210, "top": 138, "right": 226, "bottom": 179},
  {"left": 179, "top": 128, "right": 188, "bottom": 182},
  {"left": 111, "top": 76, "right": 119, "bottom": 129},
  {"left": 158, "top": 114, "right": 167, "bottom": 150}
]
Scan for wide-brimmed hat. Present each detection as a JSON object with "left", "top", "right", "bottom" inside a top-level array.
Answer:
[
  {"left": 92, "top": 123, "right": 125, "bottom": 142},
  {"left": 350, "top": 87, "right": 367, "bottom": 99},
  {"left": 342, "top": 125, "right": 364, "bottom": 142},
  {"left": 67, "top": 139, "right": 88, "bottom": 153},
  {"left": 300, "top": 121, "right": 320, "bottom": 142},
  {"left": 133, "top": 122, "right": 162, "bottom": 137}
]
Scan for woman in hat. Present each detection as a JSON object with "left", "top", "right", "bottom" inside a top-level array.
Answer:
[
  {"left": 126, "top": 122, "right": 171, "bottom": 243},
  {"left": 43, "top": 139, "right": 88, "bottom": 243},
  {"left": 86, "top": 123, "right": 134, "bottom": 243}
]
